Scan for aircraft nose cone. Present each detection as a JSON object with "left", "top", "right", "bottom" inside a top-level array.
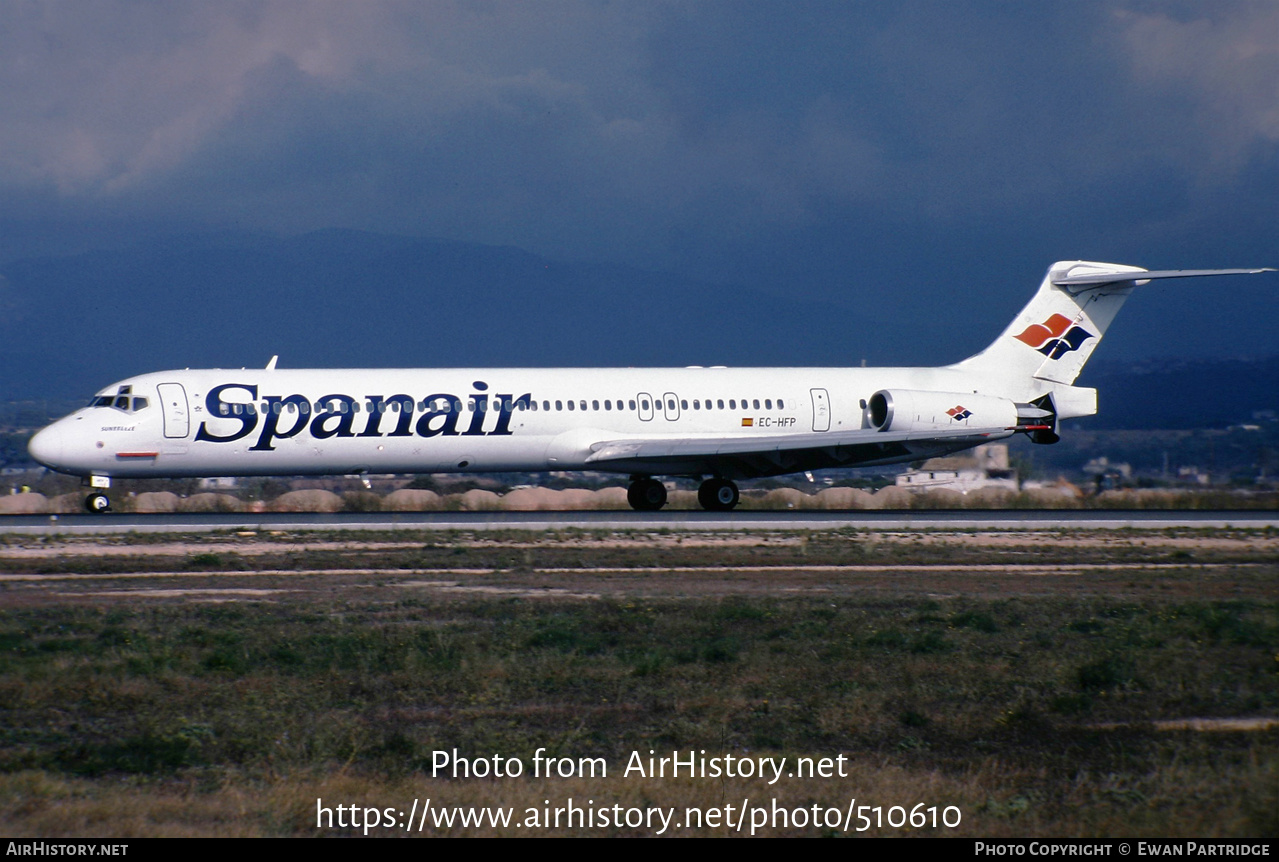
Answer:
[{"left": 27, "top": 425, "right": 65, "bottom": 470}]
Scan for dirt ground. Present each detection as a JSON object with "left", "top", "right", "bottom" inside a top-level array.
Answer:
[{"left": 1, "top": 527, "right": 1275, "bottom": 602}]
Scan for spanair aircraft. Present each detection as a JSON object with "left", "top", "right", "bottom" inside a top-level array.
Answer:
[{"left": 27, "top": 260, "right": 1274, "bottom": 513}]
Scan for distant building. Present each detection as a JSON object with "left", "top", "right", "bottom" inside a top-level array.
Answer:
[
  {"left": 895, "top": 444, "right": 1019, "bottom": 494},
  {"left": 1082, "top": 456, "right": 1132, "bottom": 492},
  {"left": 1177, "top": 466, "right": 1211, "bottom": 486},
  {"left": 1083, "top": 456, "right": 1132, "bottom": 480}
]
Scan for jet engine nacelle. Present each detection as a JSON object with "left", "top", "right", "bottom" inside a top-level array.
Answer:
[{"left": 867, "top": 389, "right": 1019, "bottom": 433}]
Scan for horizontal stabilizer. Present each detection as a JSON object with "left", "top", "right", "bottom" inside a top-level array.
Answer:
[{"left": 1052, "top": 267, "right": 1275, "bottom": 287}]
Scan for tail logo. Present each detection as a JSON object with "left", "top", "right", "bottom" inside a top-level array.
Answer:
[
  {"left": 947, "top": 406, "right": 972, "bottom": 421},
  {"left": 1014, "top": 313, "right": 1094, "bottom": 360}
]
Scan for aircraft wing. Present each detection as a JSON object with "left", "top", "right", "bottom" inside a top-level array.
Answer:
[{"left": 583, "top": 424, "right": 1017, "bottom": 478}]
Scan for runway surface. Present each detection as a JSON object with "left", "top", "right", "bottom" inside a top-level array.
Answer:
[{"left": 2, "top": 509, "right": 1277, "bottom": 534}]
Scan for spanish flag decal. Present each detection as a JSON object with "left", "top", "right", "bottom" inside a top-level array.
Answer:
[{"left": 741, "top": 417, "right": 754, "bottom": 427}]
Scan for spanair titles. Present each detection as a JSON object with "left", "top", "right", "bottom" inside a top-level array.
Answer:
[{"left": 193, "top": 381, "right": 530, "bottom": 451}]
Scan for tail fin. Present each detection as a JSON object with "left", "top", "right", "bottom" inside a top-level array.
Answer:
[{"left": 951, "top": 261, "right": 1275, "bottom": 387}]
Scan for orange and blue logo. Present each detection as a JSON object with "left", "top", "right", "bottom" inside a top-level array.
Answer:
[
  {"left": 947, "top": 406, "right": 972, "bottom": 421},
  {"left": 1014, "top": 313, "right": 1093, "bottom": 360}
]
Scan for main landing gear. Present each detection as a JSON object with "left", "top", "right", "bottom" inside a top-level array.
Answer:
[
  {"left": 627, "top": 477, "right": 667, "bottom": 511},
  {"left": 697, "top": 477, "right": 740, "bottom": 511},
  {"left": 626, "top": 476, "right": 741, "bottom": 511}
]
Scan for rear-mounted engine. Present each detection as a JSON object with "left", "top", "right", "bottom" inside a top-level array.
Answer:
[{"left": 866, "top": 389, "right": 1049, "bottom": 434}]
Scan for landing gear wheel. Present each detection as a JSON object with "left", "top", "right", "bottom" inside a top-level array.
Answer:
[
  {"left": 627, "top": 478, "right": 667, "bottom": 511},
  {"left": 697, "top": 478, "right": 740, "bottom": 511},
  {"left": 85, "top": 493, "right": 111, "bottom": 514}
]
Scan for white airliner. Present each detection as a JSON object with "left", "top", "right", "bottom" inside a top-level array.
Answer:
[{"left": 28, "top": 260, "right": 1273, "bottom": 513}]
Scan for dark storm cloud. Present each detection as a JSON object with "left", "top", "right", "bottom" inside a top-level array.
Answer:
[{"left": 0, "top": 1, "right": 1275, "bottom": 359}]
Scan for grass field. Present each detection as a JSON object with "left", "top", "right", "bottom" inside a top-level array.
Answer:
[{"left": 0, "top": 528, "right": 1275, "bottom": 837}]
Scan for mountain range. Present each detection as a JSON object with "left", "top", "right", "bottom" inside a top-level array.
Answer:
[{"left": 1, "top": 229, "right": 1272, "bottom": 430}]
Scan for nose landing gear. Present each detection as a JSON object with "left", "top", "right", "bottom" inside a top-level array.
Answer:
[{"left": 84, "top": 475, "right": 112, "bottom": 514}]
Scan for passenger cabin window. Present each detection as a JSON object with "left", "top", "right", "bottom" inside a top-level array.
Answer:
[
  {"left": 765, "top": 399, "right": 772, "bottom": 409},
  {"left": 592, "top": 400, "right": 600, "bottom": 411},
  {"left": 778, "top": 398, "right": 785, "bottom": 408},
  {"left": 753, "top": 399, "right": 760, "bottom": 409}
]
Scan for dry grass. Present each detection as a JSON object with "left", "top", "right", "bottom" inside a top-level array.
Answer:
[{"left": 0, "top": 528, "right": 1275, "bottom": 837}]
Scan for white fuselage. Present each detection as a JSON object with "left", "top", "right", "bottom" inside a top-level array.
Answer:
[{"left": 30, "top": 364, "right": 999, "bottom": 481}]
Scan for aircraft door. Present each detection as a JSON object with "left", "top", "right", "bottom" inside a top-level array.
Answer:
[
  {"left": 810, "top": 388, "right": 831, "bottom": 432},
  {"left": 157, "top": 383, "right": 191, "bottom": 439},
  {"left": 637, "top": 392, "right": 654, "bottom": 422},
  {"left": 662, "top": 392, "right": 680, "bottom": 421}
]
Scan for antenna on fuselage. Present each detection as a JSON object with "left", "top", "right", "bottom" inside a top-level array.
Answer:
[{"left": 266, "top": 355, "right": 278, "bottom": 370}]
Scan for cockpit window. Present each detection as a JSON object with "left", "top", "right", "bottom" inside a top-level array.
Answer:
[{"left": 91, "top": 392, "right": 150, "bottom": 413}]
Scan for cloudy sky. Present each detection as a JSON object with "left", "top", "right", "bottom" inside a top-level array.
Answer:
[{"left": 1, "top": 1, "right": 1276, "bottom": 359}]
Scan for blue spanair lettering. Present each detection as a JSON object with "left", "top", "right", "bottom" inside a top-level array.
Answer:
[
  {"left": 415, "top": 394, "right": 461, "bottom": 437},
  {"left": 195, "top": 385, "right": 535, "bottom": 447},
  {"left": 195, "top": 384, "right": 259, "bottom": 443},
  {"left": 384, "top": 394, "right": 416, "bottom": 436},
  {"left": 311, "top": 394, "right": 358, "bottom": 439},
  {"left": 357, "top": 395, "right": 388, "bottom": 438},
  {"left": 462, "top": 381, "right": 488, "bottom": 436},
  {"left": 356, "top": 394, "right": 415, "bottom": 438},
  {"left": 490, "top": 393, "right": 530, "bottom": 436},
  {"left": 250, "top": 395, "right": 312, "bottom": 451}
]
